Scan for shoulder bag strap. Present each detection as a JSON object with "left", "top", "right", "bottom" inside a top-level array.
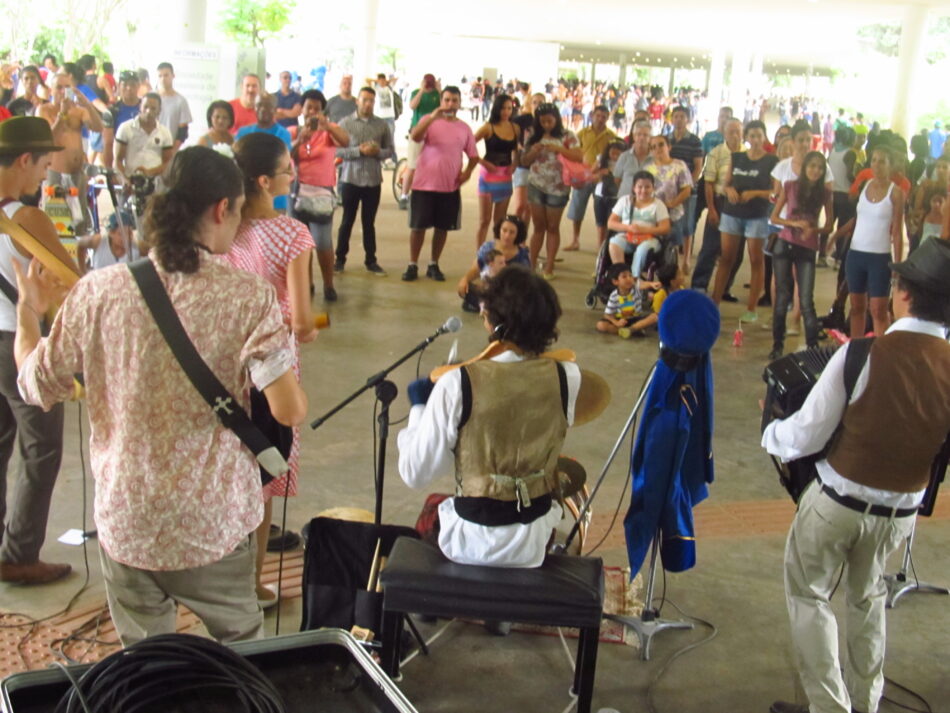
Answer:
[
  {"left": 843, "top": 337, "right": 875, "bottom": 401},
  {"left": 822, "top": 337, "right": 876, "bottom": 455},
  {"left": 127, "top": 257, "right": 288, "bottom": 478}
]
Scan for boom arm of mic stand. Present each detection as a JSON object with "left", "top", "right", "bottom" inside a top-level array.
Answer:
[
  {"left": 557, "top": 364, "right": 657, "bottom": 553},
  {"left": 310, "top": 330, "right": 442, "bottom": 430}
]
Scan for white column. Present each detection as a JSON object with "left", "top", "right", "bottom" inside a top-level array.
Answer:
[
  {"left": 892, "top": 3, "right": 930, "bottom": 137},
  {"left": 749, "top": 52, "right": 764, "bottom": 98},
  {"left": 729, "top": 48, "right": 751, "bottom": 114},
  {"left": 157, "top": 0, "right": 207, "bottom": 43},
  {"left": 352, "top": 0, "right": 380, "bottom": 84},
  {"left": 706, "top": 47, "right": 726, "bottom": 106},
  {"left": 618, "top": 52, "right": 628, "bottom": 86}
]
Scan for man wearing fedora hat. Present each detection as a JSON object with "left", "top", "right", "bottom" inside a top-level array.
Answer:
[
  {"left": 763, "top": 238, "right": 950, "bottom": 713},
  {"left": 0, "top": 116, "right": 80, "bottom": 585}
]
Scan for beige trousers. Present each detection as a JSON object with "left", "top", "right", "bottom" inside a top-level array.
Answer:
[
  {"left": 99, "top": 534, "right": 264, "bottom": 647},
  {"left": 784, "top": 481, "right": 914, "bottom": 713}
]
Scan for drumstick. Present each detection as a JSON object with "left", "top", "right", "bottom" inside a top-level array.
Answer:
[
  {"left": 366, "top": 538, "right": 382, "bottom": 591},
  {"left": 375, "top": 556, "right": 387, "bottom": 593}
]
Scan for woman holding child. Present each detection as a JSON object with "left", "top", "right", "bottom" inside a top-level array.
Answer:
[{"left": 457, "top": 215, "right": 531, "bottom": 313}]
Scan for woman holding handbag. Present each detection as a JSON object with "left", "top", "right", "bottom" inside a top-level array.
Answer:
[
  {"left": 521, "top": 103, "right": 583, "bottom": 279},
  {"left": 290, "top": 90, "right": 349, "bottom": 301},
  {"left": 232, "top": 132, "right": 319, "bottom": 608},
  {"left": 473, "top": 93, "right": 520, "bottom": 249}
]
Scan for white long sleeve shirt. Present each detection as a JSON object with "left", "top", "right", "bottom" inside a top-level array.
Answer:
[
  {"left": 397, "top": 350, "right": 581, "bottom": 567},
  {"left": 762, "top": 317, "right": 947, "bottom": 509}
]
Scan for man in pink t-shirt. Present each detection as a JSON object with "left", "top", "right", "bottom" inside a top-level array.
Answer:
[{"left": 402, "top": 86, "right": 478, "bottom": 282}]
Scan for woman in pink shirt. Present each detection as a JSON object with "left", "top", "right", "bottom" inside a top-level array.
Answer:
[
  {"left": 231, "top": 132, "right": 318, "bottom": 607},
  {"left": 290, "top": 89, "right": 349, "bottom": 301}
]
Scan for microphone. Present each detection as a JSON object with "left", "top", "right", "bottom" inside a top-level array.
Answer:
[{"left": 437, "top": 316, "right": 462, "bottom": 336}]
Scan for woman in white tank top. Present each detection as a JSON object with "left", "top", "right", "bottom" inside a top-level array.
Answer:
[{"left": 844, "top": 146, "right": 905, "bottom": 338}]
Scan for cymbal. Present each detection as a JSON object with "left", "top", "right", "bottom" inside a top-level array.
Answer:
[
  {"left": 574, "top": 369, "right": 610, "bottom": 426},
  {"left": 316, "top": 506, "right": 375, "bottom": 523},
  {"left": 557, "top": 456, "right": 587, "bottom": 500}
]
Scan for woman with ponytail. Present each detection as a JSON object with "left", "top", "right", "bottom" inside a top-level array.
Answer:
[
  {"left": 230, "top": 131, "right": 317, "bottom": 608},
  {"left": 14, "top": 145, "right": 308, "bottom": 645}
]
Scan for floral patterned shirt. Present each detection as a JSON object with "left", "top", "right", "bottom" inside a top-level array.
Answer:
[
  {"left": 17, "top": 252, "right": 293, "bottom": 570},
  {"left": 647, "top": 159, "right": 694, "bottom": 222},
  {"left": 527, "top": 131, "right": 579, "bottom": 196}
]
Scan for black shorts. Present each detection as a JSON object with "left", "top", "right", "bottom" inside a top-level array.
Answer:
[{"left": 409, "top": 189, "right": 462, "bottom": 231}]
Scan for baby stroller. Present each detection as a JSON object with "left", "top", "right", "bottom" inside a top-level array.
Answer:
[{"left": 584, "top": 233, "right": 675, "bottom": 308}]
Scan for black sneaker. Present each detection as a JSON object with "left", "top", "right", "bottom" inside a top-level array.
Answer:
[
  {"left": 768, "top": 346, "right": 783, "bottom": 361},
  {"left": 461, "top": 299, "right": 480, "bottom": 313},
  {"left": 324, "top": 286, "right": 338, "bottom": 302},
  {"left": 758, "top": 295, "right": 772, "bottom": 307},
  {"left": 333, "top": 259, "right": 345, "bottom": 273},
  {"left": 365, "top": 262, "right": 387, "bottom": 276},
  {"left": 722, "top": 292, "right": 739, "bottom": 303},
  {"left": 267, "top": 529, "right": 302, "bottom": 552},
  {"left": 426, "top": 263, "right": 445, "bottom": 281},
  {"left": 402, "top": 264, "right": 418, "bottom": 281}
]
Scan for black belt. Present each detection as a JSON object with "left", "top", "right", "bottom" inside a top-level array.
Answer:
[{"left": 820, "top": 484, "right": 918, "bottom": 518}]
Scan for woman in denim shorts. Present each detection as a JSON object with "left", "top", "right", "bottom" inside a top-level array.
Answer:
[
  {"left": 521, "top": 103, "right": 583, "bottom": 279},
  {"left": 712, "top": 120, "right": 779, "bottom": 322}
]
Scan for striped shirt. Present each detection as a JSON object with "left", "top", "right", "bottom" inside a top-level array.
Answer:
[{"left": 336, "top": 113, "right": 394, "bottom": 187}]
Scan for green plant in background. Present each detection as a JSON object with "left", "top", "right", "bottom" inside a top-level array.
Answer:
[
  {"left": 220, "top": 0, "right": 296, "bottom": 48},
  {"left": 858, "top": 16, "right": 950, "bottom": 64}
]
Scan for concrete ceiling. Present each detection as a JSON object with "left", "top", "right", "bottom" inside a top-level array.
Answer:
[{"left": 377, "top": 0, "right": 949, "bottom": 73}]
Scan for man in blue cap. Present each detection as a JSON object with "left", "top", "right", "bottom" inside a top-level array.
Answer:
[
  {"left": 764, "top": 238, "right": 950, "bottom": 713},
  {"left": 78, "top": 210, "right": 141, "bottom": 270},
  {"left": 0, "top": 116, "right": 80, "bottom": 584}
]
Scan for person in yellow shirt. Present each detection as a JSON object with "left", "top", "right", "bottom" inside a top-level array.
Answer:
[
  {"left": 628, "top": 262, "right": 685, "bottom": 335},
  {"left": 565, "top": 105, "right": 617, "bottom": 251}
]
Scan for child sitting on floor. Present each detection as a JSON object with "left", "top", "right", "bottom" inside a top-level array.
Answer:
[
  {"left": 596, "top": 263, "right": 643, "bottom": 338},
  {"left": 623, "top": 261, "right": 685, "bottom": 335},
  {"left": 482, "top": 248, "right": 506, "bottom": 278}
]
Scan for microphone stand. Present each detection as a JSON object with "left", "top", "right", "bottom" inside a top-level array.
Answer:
[{"left": 311, "top": 325, "right": 451, "bottom": 525}]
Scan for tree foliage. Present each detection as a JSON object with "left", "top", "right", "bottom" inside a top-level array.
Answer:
[
  {"left": 857, "top": 16, "right": 950, "bottom": 64},
  {"left": 0, "top": 0, "right": 125, "bottom": 64},
  {"left": 219, "top": 0, "right": 296, "bottom": 48}
]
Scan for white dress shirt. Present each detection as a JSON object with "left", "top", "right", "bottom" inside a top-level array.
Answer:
[{"left": 762, "top": 317, "right": 947, "bottom": 508}]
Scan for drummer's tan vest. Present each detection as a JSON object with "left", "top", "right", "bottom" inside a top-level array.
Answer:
[{"left": 454, "top": 358, "right": 567, "bottom": 507}]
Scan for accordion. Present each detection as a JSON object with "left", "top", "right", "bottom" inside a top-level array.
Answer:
[
  {"left": 762, "top": 345, "right": 949, "bottom": 514},
  {"left": 761, "top": 347, "right": 838, "bottom": 502}
]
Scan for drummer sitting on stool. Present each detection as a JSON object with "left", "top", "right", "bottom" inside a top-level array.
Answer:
[{"left": 397, "top": 264, "right": 582, "bottom": 571}]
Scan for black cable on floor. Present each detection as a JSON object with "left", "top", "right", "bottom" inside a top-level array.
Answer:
[
  {"left": 3, "top": 404, "right": 93, "bottom": 670},
  {"left": 644, "top": 597, "right": 718, "bottom": 713},
  {"left": 53, "top": 633, "right": 285, "bottom": 713}
]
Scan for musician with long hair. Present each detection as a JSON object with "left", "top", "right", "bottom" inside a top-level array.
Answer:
[
  {"left": 762, "top": 239, "right": 950, "bottom": 713},
  {"left": 13, "top": 145, "right": 308, "bottom": 644},
  {"left": 397, "top": 265, "right": 581, "bottom": 569}
]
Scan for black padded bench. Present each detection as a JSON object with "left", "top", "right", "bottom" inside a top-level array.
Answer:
[{"left": 379, "top": 536, "right": 605, "bottom": 713}]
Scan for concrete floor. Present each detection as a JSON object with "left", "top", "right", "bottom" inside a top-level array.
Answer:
[{"left": 3, "top": 175, "right": 949, "bottom": 713}]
